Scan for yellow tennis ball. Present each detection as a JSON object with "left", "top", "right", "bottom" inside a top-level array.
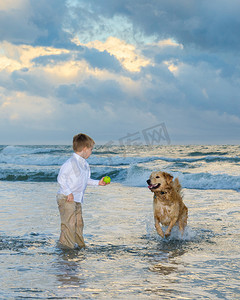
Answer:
[{"left": 103, "top": 176, "right": 111, "bottom": 183}]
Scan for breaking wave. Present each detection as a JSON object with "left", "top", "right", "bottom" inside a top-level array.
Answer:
[{"left": 0, "top": 145, "right": 239, "bottom": 191}]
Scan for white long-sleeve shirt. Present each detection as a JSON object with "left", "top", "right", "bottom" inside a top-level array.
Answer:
[{"left": 57, "top": 153, "right": 99, "bottom": 203}]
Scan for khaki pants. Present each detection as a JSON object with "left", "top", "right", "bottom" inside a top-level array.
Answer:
[{"left": 56, "top": 194, "right": 85, "bottom": 249}]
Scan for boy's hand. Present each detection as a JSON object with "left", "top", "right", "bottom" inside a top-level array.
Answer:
[
  {"left": 99, "top": 177, "right": 110, "bottom": 186},
  {"left": 67, "top": 193, "right": 74, "bottom": 202}
]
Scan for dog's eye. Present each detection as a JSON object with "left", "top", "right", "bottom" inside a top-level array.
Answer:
[{"left": 156, "top": 176, "right": 160, "bottom": 178}]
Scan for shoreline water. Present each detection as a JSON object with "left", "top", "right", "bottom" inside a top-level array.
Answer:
[{"left": 0, "top": 145, "right": 239, "bottom": 299}]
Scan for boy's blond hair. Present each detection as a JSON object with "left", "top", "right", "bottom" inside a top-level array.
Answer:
[{"left": 73, "top": 133, "right": 95, "bottom": 152}]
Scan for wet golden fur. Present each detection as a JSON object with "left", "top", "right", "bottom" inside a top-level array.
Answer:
[{"left": 147, "top": 171, "right": 188, "bottom": 238}]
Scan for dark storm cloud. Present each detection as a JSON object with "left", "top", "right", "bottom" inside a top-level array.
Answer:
[
  {"left": 0, "top": 68, "right": 52, "bottom": 98},
  {"left": 56, "top": 79, "right": 125, "bottom": 105},
  {"left": 75, "top": 0, "right": 240, "bottom": 51},
  {"left": 143, "top": 57, "right": 240, "bottom": 117},
  {"left": 0, "top": 0, "right": 72, "bottom": 47},
  {"left": 2, "top": 0, "right": 240, "bottom": 52},
  {"left": 29, "top": 0, "right": 72, "bottom": 47},
  {"left": 81, "top": 48, "right": 122, "bottom": 71},
  {"left": 0, "top": 6, "right": 40, "bottom": 44},
  {"left": 10, "top": 69, "right": 52, "bottom": 97}
]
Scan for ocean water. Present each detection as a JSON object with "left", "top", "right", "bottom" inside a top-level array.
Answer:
[{"left": 0, "top": 144, "right": 239, "bottom": 299}]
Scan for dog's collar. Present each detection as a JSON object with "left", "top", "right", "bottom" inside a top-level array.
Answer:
[{"left": 154, "top": 191, "right": 166, "bottom": 199}]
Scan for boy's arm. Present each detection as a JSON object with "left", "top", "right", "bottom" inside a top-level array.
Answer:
[
  {"left": 87, "top": 169, "right": 109, "bottom": 186},
  {"left": 87, "top": 178, "right": 100, "bottom": 186},
  {"left": 87, "top": 167, "right": 99, "bottom": 186},
  {"left": 57, "top": 163, "right": 72, "bottom": 196}
]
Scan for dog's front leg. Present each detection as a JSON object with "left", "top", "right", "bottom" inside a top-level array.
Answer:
[
  {"left": 155, "top": 218, "right": 164, "bottom": 238},
  {"left": 165, "top": 217, "right": 178, "bottom": 237}
]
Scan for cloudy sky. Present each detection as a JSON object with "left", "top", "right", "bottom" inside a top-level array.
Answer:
[{"left": 0, "top": 0, "right": 240, "bottom": 145}]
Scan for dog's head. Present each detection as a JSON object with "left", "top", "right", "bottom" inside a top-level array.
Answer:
[{"left": 147, "top": 171, "right": 173, "bottom": 193}]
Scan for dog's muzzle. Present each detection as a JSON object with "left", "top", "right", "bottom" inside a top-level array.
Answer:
[{"left": 147, "top": 179, "right": 160, "bottom": 190}]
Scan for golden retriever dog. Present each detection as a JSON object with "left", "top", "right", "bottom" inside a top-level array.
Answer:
[{"left": 147, "top": 171, "right": 188, "bottom": 238}]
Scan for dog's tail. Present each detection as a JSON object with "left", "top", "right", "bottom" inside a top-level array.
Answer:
[{"left": 173, "top": 177, "right": 182, "bottom": 193}]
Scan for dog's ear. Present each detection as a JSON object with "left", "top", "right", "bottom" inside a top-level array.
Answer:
[{"left": 162, "top": 172, "right": 173, "bottom": 184}]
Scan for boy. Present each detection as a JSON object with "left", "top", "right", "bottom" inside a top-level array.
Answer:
[{"left": 56, "top": 133, "right": 109, "bottom": 249}]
